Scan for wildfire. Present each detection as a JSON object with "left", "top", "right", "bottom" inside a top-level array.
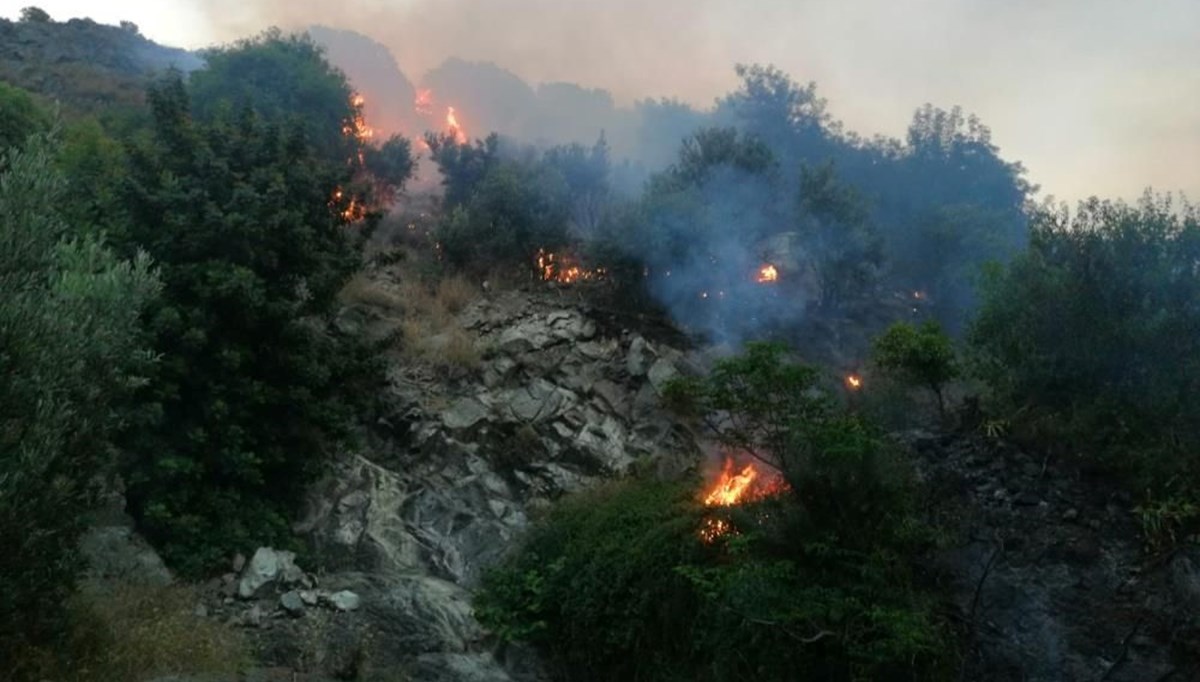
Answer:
[
  {"left": 330, "top": 187, "right": 365, "bottom": 222},
  {"left": 756, "top": 264, "right": 779, "bottom": 283},
  {"left": 446, "top": 106, "right": 468, "bottom": 144},
  {"left": 845, "top": 374, "right": 863, "bottom": 390},
  {"left": 536, "top": 249, "right": 606, "bottom": 284},
  {"left": 699, "top": 457, "right": 786, "bottom": 542},
  {"left": 415, "top": 88, "right": 434, "bottom": 116},
  {"left": 343, "top": 93, "right": 374, "bottom": 145}
]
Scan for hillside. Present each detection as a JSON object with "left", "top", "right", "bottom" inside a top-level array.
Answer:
[{"left": 0, "top": 14, "right": 199, "bottom": 114}]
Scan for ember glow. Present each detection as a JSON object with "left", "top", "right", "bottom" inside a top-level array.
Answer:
[
  {"left": 446, "top": 106, "right": 468, "bottom": 144},
  {"left": 536, "top": 249, "right": 606, "bottom": 284},
  {"left": 845, "top": 374, "right": 863, "bottom": 390},
  {"left": 414, "top": 88, "right": 434, "bottom": 116},
  {"left": 700, "top": 456, "right": 786, "bottom": 542},
  {"left": 756, "top": 264, "right": 779, "bottom": 283}
]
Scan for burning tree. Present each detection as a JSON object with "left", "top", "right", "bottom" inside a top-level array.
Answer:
[{"left": 664, "top": 342, "right": 916, "bottom": 545}]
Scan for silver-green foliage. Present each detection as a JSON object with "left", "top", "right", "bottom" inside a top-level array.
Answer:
[{"left": 0, "top": 134, "right": 160, "bottom": 648}]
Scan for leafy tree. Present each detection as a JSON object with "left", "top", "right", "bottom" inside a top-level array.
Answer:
[
  {"left": 872, "top": 320, "right": 959, "bottom": 418},
  {"left": 19, "top": 6, "right": 51, "bottom": 23},
  {"left": 0, "top": 82, "right": 51, "bottom": 155},
  {"left": 970, "top": 194, "right": 1200, "bottom": 495},
  {"left": 436, "top": 157, "right": 571, "bottom": 270},
  {"left": 797, "top": 162, "right": 882, "bottom": 310},
  {"left": 189, "top": 29, "right": 358, "bottom": 166},
  {"left": 117, "top": 75, "right": 376, "bottom": 575},
  {"left": 1, "top": 134, "right": 159, "bottom": 659},
  {"left": 423, "top": 131, "right": 500, "bottom": 207}
]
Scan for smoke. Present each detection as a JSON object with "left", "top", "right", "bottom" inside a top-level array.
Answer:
[{"left": 196, "top": 0, "right": 1200, "bottom": 206}]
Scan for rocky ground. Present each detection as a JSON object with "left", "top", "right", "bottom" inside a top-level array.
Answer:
[
  {"left": 179, "top": 276, "right": 705, "bottom": 681},
  {"left": 911, "top": 432, "right": 1200, "bottom": 681},
  {"left": 85, "top": 267, "right": 1199, "bottom": 681}
]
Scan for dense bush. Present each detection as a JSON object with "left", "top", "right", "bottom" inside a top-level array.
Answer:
[
  {"left": 872, "top": 320, "right": 959, "bottom": 419},
  {"left": 0, "top": 81, "right": 51, "bottom": 152},
  {"left": 970, "top": 195, "right": 1200, "bottom": 504},
  {"left": 115, "top": 75, "right": 379, "bottom": 575},
  {"left": 480, "top": 344, "right": 948, "bottom": 681},
  {"left": 0, "top": 134, "right": 160, "bottom": 659}
]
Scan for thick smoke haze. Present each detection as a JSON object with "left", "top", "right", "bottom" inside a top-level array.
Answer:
[
  {"left": 190, "top": 0, "right": 1200, "bottom": 206},
  {"left": 5, "top": 0, "right": 1196, "bottom": 202}
]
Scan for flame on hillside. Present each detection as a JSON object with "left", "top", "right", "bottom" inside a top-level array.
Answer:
[
  {"left": 536, "top": 249, "right": 606, "bottom": 284},
  {"left": 699, "top": 456, "right": 786, "bottom": 542},
  {"left": 756, "top": 264, "right": 779, "bottom": 283},
  {"left": 415, "top": 88, "right": 434, "bottom": 116},
  {"left": 845, "top": 373, "right": 863, "bottom": 390},
  {"left": 446, "top": 106, "right": 468, "bottom": 144}
]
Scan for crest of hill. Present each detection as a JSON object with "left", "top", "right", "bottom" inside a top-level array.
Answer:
[{"left": 0, "top": 15, "right": 201, "bottom": 115}]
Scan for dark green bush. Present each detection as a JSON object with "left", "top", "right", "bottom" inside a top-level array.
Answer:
[
  {"left": 479, "top": 344, "right": 949, "bottom": 681},
  {"left": 115, "top": 74, "right": 379, "bottom": 576},
  {"left": 1, "top": 134, "right": 159, "bottom": 659},
  {"left": 871, "top": 320, "right": 958, "bottom": 418},
  {"left": 969, "top": 195, "right": 1200, "bottom": 533}
]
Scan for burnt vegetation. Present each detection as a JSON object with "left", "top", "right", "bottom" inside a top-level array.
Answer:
[{"left": 1, "top": 8, "right": 1198, "bottom": 682}]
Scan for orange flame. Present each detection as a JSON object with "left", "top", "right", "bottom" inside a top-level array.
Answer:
[
  {"left": 699, "top": 457, "right": 786, "bottom": 542},
  {"left": 704, "top": 460, "right": 759, "bottom": 507},
  {"left": 415, "top": 88, "right": 434, "bottom": 116},
  {"left": 536, "top": 249, "right": 606, "bottom": 284},
  {"left": 446, "top": 106, "right": 467, "bottom": 144},
  {"left": 845, "top": 374, "right": 863, "bottom": 390},
  {"left": 756, "top": 264, "right": 779, "bottom": 283}
]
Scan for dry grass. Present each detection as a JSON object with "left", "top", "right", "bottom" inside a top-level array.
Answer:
[
  {"left": 436, "top": 275, "right": 475, "bottom": 315},
  {"left": 11, "top": 581, "right": 247, "bottom": 682},
  {"left": 339, "top": 272, "right": 404, "bottom": 311}
]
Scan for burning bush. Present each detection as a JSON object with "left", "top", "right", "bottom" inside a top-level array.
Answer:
[{"left": 479, "top": 344, "right": 949, "bottom": 681}]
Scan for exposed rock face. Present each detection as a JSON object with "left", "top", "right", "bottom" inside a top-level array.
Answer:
[{"left": 215, "top": 286, "right": 700, "bottom": 680}]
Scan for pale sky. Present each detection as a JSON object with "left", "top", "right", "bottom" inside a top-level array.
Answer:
[{"left": 3, "top": 0, "right": 1198, "bottom": 205}]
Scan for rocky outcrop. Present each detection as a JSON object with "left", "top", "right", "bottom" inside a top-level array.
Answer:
[{"left": 204, "top": 286, "right": 701, "bottom": 680}]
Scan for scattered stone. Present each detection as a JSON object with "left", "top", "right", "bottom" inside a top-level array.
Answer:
[
  {"left": 442, "top": 398, "right": 490, "bottom": 431},
  {"left": 626, "top": 336, "right": 651, "bottom": 377},
  {"left": 646, "top": 358, "right": 679, "bottom": 394},
  {"left": 299, "top": 590, "right": 320, "bottom": 606},
  {"left": 238, "top": 547, "right": 302, "bottom": 599},
  {"left": 232, "top": 552, "right": 246, "bottom": 573},
  {"left": 280, "top": 590, "right": 305, "bottom": 616},
  {"left": 327, "top": 590, "right": 361, "bottom": 612},
  {"left": 1062, "top": 508, "right": 1079, "bottom": 521},
  {"left": 241, "top": 603, "right": 265, "bottom": 628}
]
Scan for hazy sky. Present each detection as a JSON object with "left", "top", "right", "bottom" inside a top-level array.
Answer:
[{"left": 3, "top": 0, "right": 1197, "bottom": 205}]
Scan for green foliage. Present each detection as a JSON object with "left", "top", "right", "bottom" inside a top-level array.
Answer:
[
  {"left": 483, "top": 345, "right": 948, "bottom": 681},
  {"left": 0, "top": 134, "right": 160, "bottom": 657},
  {"left": 1135, "top": 495, "right": 1200, "bottom": 554},
  {"left": 429, "top": 135, "right": 577, "bottom": 272},
  {"left": 969, "top": 194, "right": 1200, "bottom": 497},
  {"left": 798, "top": 162, "right": 883, "bottom": 310},
  {"left": 872, "top": 321, "right": 958, "bottom": 417},
  {"left": 19, "top": 6, "right": 51, "bottom": 23},
  {"left": 189, "top": 29, "right": 357, "bottom": 166},
  {"left": 424, "top": 131, "right": 501, "bottom": 207},
  {"left": 0, "top": 82, "right": 51, "bottom": 154},
  {"left": 116, "top": 74, "right": 377, "bottom": 576}
]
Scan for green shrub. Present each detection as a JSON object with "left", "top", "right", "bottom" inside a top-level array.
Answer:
[
  {"left": 969, "top": 195, "right": 1200, "bottom": 501},
  {"left": 871, "top": 320, "right": 958, "bottom": 419},
  {"left": 0, "top": 134, "right": 160, "bottom": 659},
  {"left": 116, "top": 74, "right": 379, "bottom": 576},
  {"left": 480, "top": 344, "right": 949, "bottom": 681}
]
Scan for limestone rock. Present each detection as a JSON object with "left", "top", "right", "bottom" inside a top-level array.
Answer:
[
  {"left": 238, "top": 547, "right": 301, "bottom": 599},
  {"left": 442, "top": 397, "right": 490, "bottom": 430}
]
